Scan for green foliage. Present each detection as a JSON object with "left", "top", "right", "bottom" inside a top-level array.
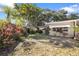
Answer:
[
  {"left": 0, "top": 20, "right": 8, "bottom": 28},
  {"left": 74, "top": 26, "right": 79, "bottom": 32},
  {"left": 68, "top": 13, "right": 79, "bottom": 20},
  {"left": 16, "top": 18, "right": 24, "bottom": 27},
  {"left": 0, "top": 22, "right": 28, "bottom": 49},
  {"left": 14, "top": 3, "right": 43, "bottom": 27},
  {"left": 27, "top": 28, "right": 36, "bottom": 34},
  {"left": 3, "top": 6, "right": 12, "bottom": 22}
]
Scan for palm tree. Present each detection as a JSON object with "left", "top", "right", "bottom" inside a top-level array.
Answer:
[{"left": 3, "top": 6, "right": 12, "bottom": 23}]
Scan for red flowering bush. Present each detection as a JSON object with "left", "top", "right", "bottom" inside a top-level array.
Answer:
[{"left": 0, "top": 23, "right": 24, "bottom": 48}]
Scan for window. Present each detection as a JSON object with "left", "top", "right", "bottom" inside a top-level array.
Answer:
[
  {"left": 53, "top": 28, "right": 56, "bottom": 31},
  {"left": 53, "top": 27, "right": 68, "bottom": 32},
  {"left": 62, "top": 27, "right": 68, "bottom": 31},
  {"left": 53, "top": 28, "right": 62, "bottom": 33}
]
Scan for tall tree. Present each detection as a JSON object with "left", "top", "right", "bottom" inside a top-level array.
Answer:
[
  {"left": 68, "top": 13, "right": 79, "bottom": 19},
  {"left": 14, "top": 3, "right": 43, "bottom": 28},
  {"left": 3, "top": 6, "right": 12, "bottom": 23},
  {"left": 52, "top": 10, "right": 68, "bottom": 21}
]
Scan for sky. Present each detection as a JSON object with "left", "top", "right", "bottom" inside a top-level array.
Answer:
[
  {"left": 36, "top": 3, "right": 79, "bottom": 13},
  {"left": 0, "top": 3, "right": 79, "bottom": 19}
]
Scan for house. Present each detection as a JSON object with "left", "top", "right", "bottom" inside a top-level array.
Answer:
[{"left": 46, "top": 19, "right": 79, "bottom": 38}]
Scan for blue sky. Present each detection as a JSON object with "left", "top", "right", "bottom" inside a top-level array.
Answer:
[
  {"left": 0, "top": 3, "right": 79, "bottom": 19},
  {"left": 0, "top": 12, "right": 6, "bottom": 19},
  {"left": 36, "top": 3, "right": 77, "bottom": 10}
]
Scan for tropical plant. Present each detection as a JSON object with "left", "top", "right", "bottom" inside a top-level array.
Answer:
[{"left": 3, "top": 6, "right": 13, "bottom": 22}]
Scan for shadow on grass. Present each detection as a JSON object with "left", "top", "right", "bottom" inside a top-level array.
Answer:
[
  {"left": 1, "top": 34, "right": 77, "bottom": 56},
  {"left": 48, "top": 36, "right": 76, "bottom": 48},
  {"left": 28, "top": 34, "right": 76, "bottom": 48},
  {"left": 0, "top": 41, "right": 20, "bottom": 56}
]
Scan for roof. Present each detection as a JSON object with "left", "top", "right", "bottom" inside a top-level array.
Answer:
[
  {"left": 49, "top": 25, "right": 70, "bottom": 28},
  {"left": 46, "top": 19, "right": 79, "bottom": 28},
  {"left": 46, "top": 19, "right": 79, "bottom": 25}
]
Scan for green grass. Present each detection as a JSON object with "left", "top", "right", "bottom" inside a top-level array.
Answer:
[{"left": 27, "top": 33, "right": 49, "bottom": 40}]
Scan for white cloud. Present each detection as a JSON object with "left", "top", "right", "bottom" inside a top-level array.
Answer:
[
  {"left": 61, "top": 4, "right": 79, "bottom": 13},
  {"left": 0, "top": 0, "right": 15, "bottom": 8},
  {"left": 72, "top": 4, "right": 78, "bottom": 7},
  {"left": 0, "top": 3, "right": 14, "bottom": 8},
  {"left": 0, "top": 3, "right": 14, "bottom": 12},
  {"left": 0, "top": 8, "right": 3, "bottom": 12},
  {"left": 61, "top": 7, "right": 74, "bottom": 12},
  {"left": 0, "top": 3, "right": 14, "bottom": 13}
]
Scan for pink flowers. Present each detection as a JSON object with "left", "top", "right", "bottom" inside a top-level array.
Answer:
[{"left": 0, "top": 23, "right": 23, "bottom": 46}]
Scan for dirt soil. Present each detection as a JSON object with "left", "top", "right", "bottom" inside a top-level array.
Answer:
[{"left": 9, "top": 37, "right": 79, "bottom": 56}]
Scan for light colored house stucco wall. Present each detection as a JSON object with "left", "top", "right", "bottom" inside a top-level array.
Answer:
[{"left": 47, "top": 19, "right": 79, "bottom": 37}]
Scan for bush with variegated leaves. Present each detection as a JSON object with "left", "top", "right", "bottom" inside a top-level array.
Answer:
[{"left": 0, "top": 22, "right": 25, "bottom": 48}]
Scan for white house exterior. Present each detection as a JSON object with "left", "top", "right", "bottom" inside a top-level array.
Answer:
[{"left": 46, "top": 19, "right": 79, "bottom": 38}]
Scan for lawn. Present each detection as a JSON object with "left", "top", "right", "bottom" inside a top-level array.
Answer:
[{"left": 8, "top": 34, "right": 79, "bottom": 56}]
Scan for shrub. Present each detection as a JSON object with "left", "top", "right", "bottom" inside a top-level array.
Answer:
[
  {"left": 36, "top": 30, "right": 43, "bottom": 34},
  {"left": 0, "top": 23, "right": 24, "bottom": 48},
  {"left": 27, "top": 28, "right": 36, "bottom": 34},
  {"left": 22, "top": 27, "right": 29, "bottom": 37}
]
